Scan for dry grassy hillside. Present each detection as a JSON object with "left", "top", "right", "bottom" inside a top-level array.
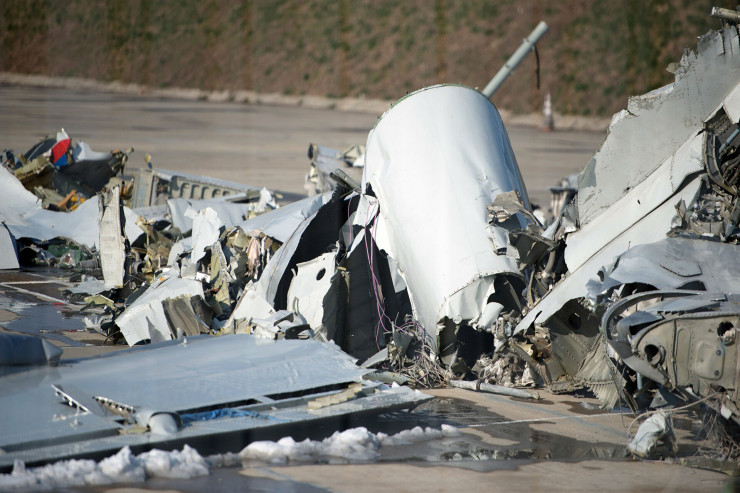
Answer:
[{"left": 0, "top": 0, "right": 728, "bottom": 116}]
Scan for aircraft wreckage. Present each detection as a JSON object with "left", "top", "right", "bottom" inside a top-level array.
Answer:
[{"left": 2, "top": 24, "right": 740, "bottom": 468}]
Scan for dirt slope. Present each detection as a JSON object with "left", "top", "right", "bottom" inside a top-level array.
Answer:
[{"left": 0, "top": 0, "right": 727, "bottom": 116}]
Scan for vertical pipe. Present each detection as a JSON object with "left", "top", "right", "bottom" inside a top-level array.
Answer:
[{"left": 482, "top": 21, "right": 549, "bottom": 98}]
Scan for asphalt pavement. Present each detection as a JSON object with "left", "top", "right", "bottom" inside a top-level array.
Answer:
[{"left": 0, "top": 85, "right": 604, "bottom": 208}]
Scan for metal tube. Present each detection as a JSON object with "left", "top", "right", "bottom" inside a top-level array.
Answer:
[
  {"left": 449, "top": 379, "right": 539, "bottom": 399},
  {"left": 719, "top": 127, "right": 740, "bottom": 155},
  {"left": 482, "top": 21, "right": 549, "bottom": 99},
  {"left": 711, "top": 7, "right": 740, "bottom": 24}
]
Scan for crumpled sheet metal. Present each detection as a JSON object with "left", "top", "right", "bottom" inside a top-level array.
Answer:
[
  {"left": 226, "top": 203, "right": 323, "bottom": 330},
  {"left": 0, "top": 166, "right": 144, "bottom": 249},
  {"left": 514, "top": 175, "right": 703, "bottom": 336},
  {"left": 517, "top": 80, "right": 740, "bottom": 336},
  {"left": 565, "top": 129, "right": 706, "bottom": 271},
  {"left": 360, "top": 84, "right": 536, "bottom": 346},
  {"left": 167, "top": 198, "right": 261, "bottom": 235},
  {"left": 286, "top": 251, "right": 339, "bottom": 341},
  {"left": 237, "top": 192, "right": 332, "bottom": 243},
  {"left": 577, "top": 28, "right": 740, "bottom": 225},
  {"left": 165, "top": 187, "right": 275, "bottom": 235},
  {"left": 588, "top": 238, "right": 740, "bottom": 299},
  {"left": 115, "top": 274, "right": 206, "bottom": 345},
  {"left": 188, "top": 207, "right": 222, "bottom": 265}
]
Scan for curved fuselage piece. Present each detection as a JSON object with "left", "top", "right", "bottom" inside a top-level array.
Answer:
[{"left": 361, "top": 84, "right": 530, "bottom": 356}]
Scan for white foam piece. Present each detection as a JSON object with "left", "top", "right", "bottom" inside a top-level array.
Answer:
[
  {"left": 239, "top": 425, "right": 460, "bottom": 465},
  {"left": 0, "top": 445, "right": 208, "bottom": 491}
]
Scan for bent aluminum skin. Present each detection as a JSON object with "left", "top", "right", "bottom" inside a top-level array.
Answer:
[{"left": 361, "top": 84, "right": 530, "bottom": 353}]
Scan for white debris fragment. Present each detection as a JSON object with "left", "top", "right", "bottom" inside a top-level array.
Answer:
[
  {"left": 627, "top": 412, "right": 678, "bottom": 459},
  {"left": 0, "top": 445, "right": 208, "bottom": 491},
  {"left": 115, "top": 274, "right": 206, "bottom": 345},
  {"left": 361, "top": 85, "right": 528, "bottom": 351},
  {"left": 189, "top": 207, "right": 222, "bottom": 264},
  {"left": 98, "top": 187, "right": 126, "bottom": 289},
  {"left": 0, "top": 166, "right": 144, "bottom": 250},
  {"left": 238, "top": 425, "right": 461, "bottom": 465}
]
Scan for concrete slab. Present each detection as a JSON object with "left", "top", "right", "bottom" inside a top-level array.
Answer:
[
  {"left": 0, "top": 85, "right": 604, "bottom": 209},
  {"left": 239, "top": 460, "right": 727, "bottom": 493}
]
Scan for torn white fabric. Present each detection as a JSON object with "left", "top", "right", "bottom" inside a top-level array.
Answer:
[{"left": 628, "top": 412, "right": 677, "bottom": 458}]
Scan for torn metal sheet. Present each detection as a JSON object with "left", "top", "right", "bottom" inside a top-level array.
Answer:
[
  {"left": 72, "top": 141, "right": 111, "bottom": 162},
  {"left": 161, "top": 296, "right": 210, "bottom": 338},
  {"left": 237, "top": 192, "right": 332, "bottom": 243},
  {"left": 360, "top": 84, "right": 536, "bottom": 351},
  {"left": 515, "top": 154, "right": 705, "bottom": 339},
  {"left": 0, "top": 334, "right": 431, "bottom": 470},
  {"left": 304, "top": 144, "right": 365, "bottom": 196},
  {"left": 588, "top": 238, "right": 740, "bottom": 299},
  {"left": 0, "top": 333, "right": 62, "bottom": 367},
  {"left": 0, "top": 166, "right": 144, "bottom": 248},
  {"left": 115, "top": 274, "right": 207, "bottom": 345},
  {"left": 98, "top": 187, "right": 126, "bottom": 289},
  {"left": 188, "top": 207, "right": 222, "bottom": 266},
  {"left": 226, "top": 193, "right": 340, "bottom": 331},
  {"left": 0, "top": 223, "right": 19, "bottom": 270},
  {"left": 167, "top": 197, "right": 273, "bottom": 235},
  {"left": 565, "top": 130, "right": 705, "bottom": 271},
  {"left": 246, "top": 310, "right": 309, "bottom": 340},
  {"left": 286, "top": 251, "right": 341, "bottom": 342},
  {"left": 577, "top": 28, "right": 740, "bottom": 225}
]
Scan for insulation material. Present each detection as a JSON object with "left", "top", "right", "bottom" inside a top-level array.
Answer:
[{"left": 361, "top": 85, "right": 529, "bottom": 349}]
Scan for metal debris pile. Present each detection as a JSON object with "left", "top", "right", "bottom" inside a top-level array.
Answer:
[
  {"left": 2, "top": 22, "right": 740, "bottom": 469},
  {"left": 1, "top": 129, "right": 131, "bottom": 212},
  {"left": 0, "top": 132, "right": 279, "bottom": 342}
]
